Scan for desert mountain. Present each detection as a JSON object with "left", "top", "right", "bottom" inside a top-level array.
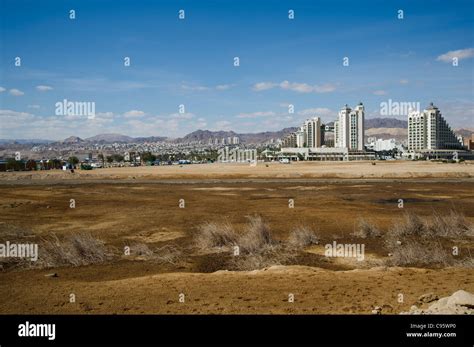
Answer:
[
  {"left": 85, "top": 133, "right": 135, "bottom": 143},
  {"left": 176, "top": 128, "right": 298, "bottom": 144},
  {"left": 61, "top": 136, "right": 85, "bottom": 144},
  {"left": 365, "top": 118, "right": 407, "bottom": 129}
]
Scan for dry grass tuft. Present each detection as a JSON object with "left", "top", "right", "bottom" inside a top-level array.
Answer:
[
  {"left": 425, "top": 210, "right": 474, "bottom": 238},
  {"left": 392, "top": 212, "right": 426, "bottom": 238},
  {"left": 129, "top": 242, "right": 182, "bottom": 264},
  {"left": 195, "top": 215, "right": 295, "bottom": 271},
  {"left": 384, "top": 210, "right": 474, "bottom": 267},
  {"left": 153, "top": 244, "right": 182, "bottom": 265},
  {"left": 351, "top": 218, "right": 381, "bottom": 239},
  {"left": 288, "top": 226, "right": 319, "bottom": 248},
  {"left": 130, "top": 243, "right": 154, "bottom": 257},
  {"left": 387, "top": 239, "right": 453, "bottom": 267},
  {"left": 237, "top": 215, "right": 276, "bottom": 254},
  {"left": 194, "top": 221, "right": 238, "bottom": 251},
  {"left": 38, "top": 233, "right": 110, "bottom": 268}
]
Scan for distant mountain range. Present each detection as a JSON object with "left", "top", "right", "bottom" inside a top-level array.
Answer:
[
  {"left": 85, "top": 133, "right": 135, "bottom": 143},
  {"left": 59, "top": 133, "right": 168, "bottom": 144},
  {"left": 0, "top": 139, "right": 54, "bottom": 145},
  {"left": 365, "top": 117, "right": 407, "bottom": 129},
  {"left": 2, "top": 118, "right": 471, "bottom": 146},
  {"left": 176, "top": 128, "right": 298, "bottom": 144},
  {"left": 58, "top": 128, "right": 298, "bottom": 145}
]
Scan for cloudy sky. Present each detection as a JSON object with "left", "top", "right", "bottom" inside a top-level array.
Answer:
[{"left": 0, "top": 0, "right": 473, "bottom": 139}]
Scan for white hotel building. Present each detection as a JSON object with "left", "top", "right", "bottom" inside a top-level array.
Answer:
[
  {"left": 408, "top": 103, "right": 462, "bottom": 151},
  {"left": 334, "top": 103, "right": 365, "bottom": 151},
  {"left": 280, "top": 103, "right": 373, "bottom": 161},
  {"left": 304, "top": 117, "right": 323, "bottom": 148}
]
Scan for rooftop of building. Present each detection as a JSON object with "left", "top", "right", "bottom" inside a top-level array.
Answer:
[{"left": 426, "top": 102, "right": 438, "bottom": 110}]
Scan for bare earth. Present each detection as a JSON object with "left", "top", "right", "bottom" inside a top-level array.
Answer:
[
  {"left": 0, "top": 160, "right": 473, "bottom": 181},
  {"left": 0, "top": 161, "right": 473, "bottom": 314}
]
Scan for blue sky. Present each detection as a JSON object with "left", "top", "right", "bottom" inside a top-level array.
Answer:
[{"left": 0, "top": 0, "right": 473, "bottom": 139}]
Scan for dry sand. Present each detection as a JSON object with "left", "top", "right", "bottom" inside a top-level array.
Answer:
[
  {"left": 0, "top": 162, "right": 473, "bottom": 314},
  {"left": 0, "top": 160, "right": 473, "bottom": 182}
]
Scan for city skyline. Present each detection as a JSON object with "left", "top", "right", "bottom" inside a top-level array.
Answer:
[{"left": 1, "top": 0, "right": 473, "bottom": 140}]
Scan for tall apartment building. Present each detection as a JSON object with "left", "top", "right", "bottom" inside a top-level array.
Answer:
[
  {"left": 304, "top": 117, "right": 322, "bottom": 148},
  {"left": 334, "top": 103, "right": 365, "bottom": 150},
  {"left": 407, "top": 103, "right": 462, "bottom": 151},
  {"left": 295, "top": 127, "right": 305, "bottom": 148},
  {"left": 463, "top": 134, "right": 474, "bottom": 150},
  {"left": 282, "top": 132, "right": 297, "bottom": 148}
]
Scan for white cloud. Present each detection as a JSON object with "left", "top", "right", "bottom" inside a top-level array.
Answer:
[
  {"left": 0, "top": 109, "right": 34, "bottom": 119},
  {"left": 236, "top": 111, "right": 276, "bottom": 119},
  {"left": 215, "top": 84, "right": 234, "bottom": 90},
  {"left": 312, "top": 84, "right": 337, "bottom": 93},
  {"left": 36, "top": 85, "right": 53, "bottom": 91},
  {"left": 298, "top": 107, "right": 334, "bottom": 117},
  {"left": 9, "top": 89, "right": 24, "bottom": 96},
  {"left": 280, "top": 80, "right": 314, "bottom": 93},
  {"left": 63, "top": 77, "right": 150, "bottom": 92},
  {"left": 96, "top": 111, "right": 114, "bottom": 118},
  {"left": 170, "top": 112, "right": 195, "bottom": 119},
  {"left": 253, "top": 81, "right": 336, "bottom": 93},
  {"left": 436, "top": 48, "right": 474, "bottom": 62},
  {"left": 373, "top": 90, "right": 387, "bottom": 95},
  {"left": 252, "top": 82, "right": 278, "bottom": 91},
  {"left": 211, "top": 120, "right": 232, "bottom": 131},
  {"left": 28, "top": 105, "right": 41, "bottom": 109},
  {"left": 399, "top": 79, "right": 409, "bottom": 84},
  {"left": 0, "top": 87, "right": 6, "bottom": 93},
  {"left": 182, "top": 83, "right": 235, "bottom": 91},
  {"left": 0, "top": 110, "right": 35, "bottom": 133},
  {"left": 123, "top": 110, "right": 145, "bottom": 118},
  {"left": 181, "top": 84, "right": 210, "bottom": 91}
]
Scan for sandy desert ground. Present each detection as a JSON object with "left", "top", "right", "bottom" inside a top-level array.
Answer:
[
  {"left": 0, "top": 161, "right": 473, "bottom": 314},
  {"left": 0, "top": 160, "right": 473, "bottom": 182}
]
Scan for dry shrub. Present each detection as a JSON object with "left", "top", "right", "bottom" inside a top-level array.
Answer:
[
  {"left": 0, "top": 223, "right": 35, "bottom": 243},
  {"left": 130, "top": 243, "right": 154, "bottom": 257},
  {"left": 230, "top": 216, "right": 295, "bottom": 271},
  {"left": 455, "top": 257, "right": 474, "bottom": 268},
  {"left": 129, "top": 242, "right": 182, "bottom": 264},
  {"left": 153, "top": 244, "right": 182, "bottom": 265},
  {"left": 352, "top": 218, "right": 381, "bottom": 239},
  {"left": 387, "top": 239, "right": 453, "bottom": 267},
  {"left": 425, "top": 210, "right": 473, "bottom": 238},
  {"left": 383, "top": 210, "right": 474, "bottom": 268},
  {"left": 386, "top": 210, "right": 473, "bottom": 250},
  {"left": 237, "top": 215, "right": 276, "bottom": 254},
  {"left": 385, "top": 213, "right": 424, "bottom": 249},
  {"left": 194, "top": 221, "right": 238, "bottom": 251},
  {"left": 288, "top": 226, "right": 319, "bottom": 248},
  {"left": 38, "top": 232, "right": 109, "bottom": 268},
  {"left": 195, "top": 215, "right": 292, "bottom": 271},
  {"left": 392, "top": 212, "right": 426, "bottom": 238}
]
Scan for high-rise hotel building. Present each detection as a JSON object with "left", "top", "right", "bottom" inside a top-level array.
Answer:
[
  {"left": 282, "top": 116, "right": 323, "bottom": 148},
  {"left": 304, "top": 117, "right": 322, "bottom": 148},
  {"left": 334, "top": 103, "right": 365, "bottom": 150},
  {"left": 408, "top": 103, "right": 462, "bottom": 151}
]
